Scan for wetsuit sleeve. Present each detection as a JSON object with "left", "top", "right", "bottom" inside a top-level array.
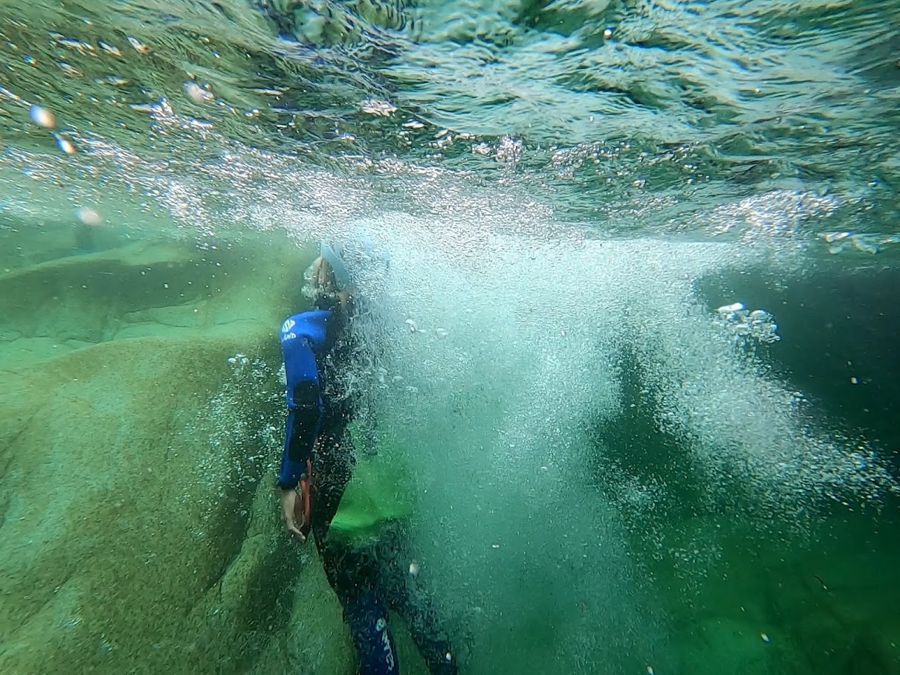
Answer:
[
  {"left": 278, "top": 405, "right": 320, "bottom": 489},
  {"left": 278, "top": 332, "right": 324, "bottom": 489}
]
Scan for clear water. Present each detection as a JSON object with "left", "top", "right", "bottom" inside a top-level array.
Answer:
[{"left": 0, "top": 1, "right": 898, "bottom": 673}]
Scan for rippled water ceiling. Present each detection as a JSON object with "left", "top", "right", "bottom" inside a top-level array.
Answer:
[{"left": 1, "top": 0, "right": 897, "bottom": 231}]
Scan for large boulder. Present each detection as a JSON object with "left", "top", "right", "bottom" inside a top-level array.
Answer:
[{"left": 0, "top": 226, "right": 355, "bottom": 672}]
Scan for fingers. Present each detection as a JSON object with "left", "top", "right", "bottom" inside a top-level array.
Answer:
[
  {"left": 282, "top": 508, "right": 306, "bottom": 542},
  {"left": 281, "top": 489, "right": 307, "bottom": 543},
  {"left": 286, "top": 520, "right": 306, "bottom": 543}
]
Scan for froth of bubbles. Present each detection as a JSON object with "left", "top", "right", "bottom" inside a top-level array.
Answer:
[
  {"left": 360, "top": 224, "right": 897, "bottom": 559},
  {"left": 360, "top": 98, "right": 397, "bottom": 116},
  {"left": 716, "top": 303, "right": 780, "bottom": 344}
]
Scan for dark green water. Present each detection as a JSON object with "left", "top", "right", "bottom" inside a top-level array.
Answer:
[{"left": 0, "top": 1, "right": 898, "bottom": 673}]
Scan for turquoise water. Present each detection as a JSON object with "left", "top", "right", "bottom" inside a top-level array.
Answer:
[{"left": 1, "top": 1, "right": 898, "bottom": 673}]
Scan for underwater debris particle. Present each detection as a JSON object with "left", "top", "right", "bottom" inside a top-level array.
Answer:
[{"left": 761, "top": 632, "right": 771, "bottom": 643}]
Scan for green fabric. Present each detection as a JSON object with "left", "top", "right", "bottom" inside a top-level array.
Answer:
[{"left": 329, "top": 428, "right": 415, "bottom": 547}]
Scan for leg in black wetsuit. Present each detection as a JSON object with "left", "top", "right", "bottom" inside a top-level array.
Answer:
[
  {"left": 375, "top": 524, "right": 458, "bottom": 675},
  {"left": 310, "top": 418, "right": 401, "bottom": 675},
  {"left": 309, "top": 415, "right": 457, "bottom": 675}
]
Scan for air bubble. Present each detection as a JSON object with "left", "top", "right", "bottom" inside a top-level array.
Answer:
[
  {"left": 361, "top": 99, "right": 396, "bottom": 116},
  {"left": 76, "top": 207, "right": 102, "bottom": 226},
  {"left": 29, "top": 104, "right": 56, "bottom": 129},
  {"left": 184, "top": 81, "right": 213, "bottom": 105},
  {"left": 54, "top": 134, "right": 76, "bottom": 155}
]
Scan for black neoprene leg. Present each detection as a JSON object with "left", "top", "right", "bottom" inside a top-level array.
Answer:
[
  {"left": 377, "top": 527, "right": 459, "bottom": 675},
  {"left": 310, "top": 426, "right": 402, "bottom": 674},
  {"left": 343, "top": 589, "right": 401, "bottom": 675}
]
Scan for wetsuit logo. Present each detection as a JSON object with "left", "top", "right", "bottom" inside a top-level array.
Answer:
[
  {"left": 281, "top": 318, "right": 298, "bottom": 343},
  {"left": 375, "top": 617, "right": 395, "bottom": 671}
]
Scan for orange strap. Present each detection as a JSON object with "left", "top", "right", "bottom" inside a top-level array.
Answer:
[{"left": 299, "top": 458, "right": 313, "bottom": 537}]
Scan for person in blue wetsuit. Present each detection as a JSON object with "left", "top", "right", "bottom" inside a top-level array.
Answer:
[{"left": 278, "top": 243, "right": 457, "bottom": 675}]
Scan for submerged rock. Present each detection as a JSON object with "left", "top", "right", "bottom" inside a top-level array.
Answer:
[{"left": 0, "top": 228, "right": 355, "bottom": 672}]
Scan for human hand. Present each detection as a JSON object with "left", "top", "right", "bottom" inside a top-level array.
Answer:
[{"left": 280, "top": 488, "right": 307, "bottom": 542}]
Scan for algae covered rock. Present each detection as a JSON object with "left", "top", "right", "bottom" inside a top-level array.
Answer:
[{"left": 0, "top": 227, "right": 352, "bottom": 672}]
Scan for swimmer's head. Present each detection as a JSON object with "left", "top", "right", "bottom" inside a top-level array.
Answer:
[{"left": 302, "top": 243, "right": 353, "bottom": 310}]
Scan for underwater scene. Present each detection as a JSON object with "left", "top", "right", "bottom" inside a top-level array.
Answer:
[{"left": 0, "top": 1, "right": 898, "bottom": 673}]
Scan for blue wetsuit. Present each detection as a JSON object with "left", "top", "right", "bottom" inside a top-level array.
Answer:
[
  {"left": 278, "top": 310, "right": 333, "bottom": 489},
  {"left": 277, "top": 308, "right": 456, "bottom": 675}
]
